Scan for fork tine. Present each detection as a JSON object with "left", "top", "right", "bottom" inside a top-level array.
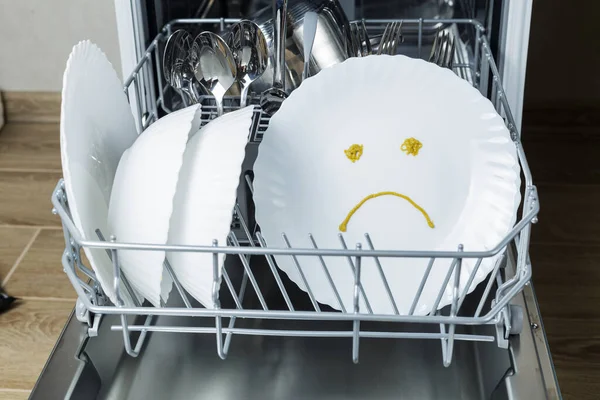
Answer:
[
  {"left": 439, "top": 31, "right": 449, "bottom": 67},
  {"left": 389, "top": 22, "right": 400, "bottom": 55},
  {"left": 390, "top": 21, "right": 402, "bottom": 55},
  {"left": 439, "top": 32, "right": 450, "bottom": 68},
  {"left": 349, "top": 23, "right": 357, "bottom": 57},
  {"left": 356, "top": 22, "right": 364, "bottom": 57},
  {"left": 430, "top": 30, "right": 445, "bottom": 64},
  {"left": 385, "top": 22, "right": 395, "bottom": 55},
  {"left": 377, "top": 22, "right": 391, "bottom": 55},
  {"left": 429, "top": 30, "right": 440, "bottom": 63},
  {"left": 361, "top": 21, "right": 372, "bottom": 56},
  {"left": 445, "top": 33, "right": 455, "bottom": 69}
]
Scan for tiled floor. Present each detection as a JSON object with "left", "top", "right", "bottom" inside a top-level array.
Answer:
[
  {"left": 0, "top": 120, "right": 599, "bottom": 398},
  {"left": 0, "top": 122, "right": 73, "bottom": 398}
]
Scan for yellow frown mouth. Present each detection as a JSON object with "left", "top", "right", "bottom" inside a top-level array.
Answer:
[{"left": 339, "top": 191, "right": 435, "bottom": 232}]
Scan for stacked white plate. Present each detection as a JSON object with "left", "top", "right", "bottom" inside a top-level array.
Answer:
[
  {"left": 60, "top": 40, "right": 140, "bottom": 307},
  {"left": 167, "top": 106, "right": 255, "bottom": 308},
  {"left": 253, "top": 55, "right": 521, "bottom": 315},
  {"left": 61, "top": 41, "right": 254, "bottom": 308},
  {"left": 108, "top": 105, "right": 202, "bottom": 307}
]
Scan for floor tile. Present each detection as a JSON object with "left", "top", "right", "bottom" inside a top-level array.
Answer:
[
  {"left": 5, "top": 229, "right": 78, "bottom": 299},
  {"left": 0, "top": 171, "right": 62, "bottom": 226},
  {"left": 0, "top": 227, "right": 37, "bottom": 283},
  {"left": 0, "top": 299, "right": 73, "bottom": 390},
  {"left": 0, "top": 123, "right": 60, "bottom": 171}
]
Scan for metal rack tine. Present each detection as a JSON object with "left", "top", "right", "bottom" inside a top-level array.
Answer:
[
  {"left": 456, "top": 258, "right": 483, "bottom": 312},
  {"left": 234, "top": 204, "right": 254, "bottom": 249},
  {"left": 474, "top": 256, "right": 504, "bottom": 317},
  {"left": 223, "top": 270, "right": 249, "bottom": 355},
  {"left": 442, "top": 245, "right": 463, "bottom": 367},
  {"left": 110, "top": 235, "right": 151, "bottom": 357},
  {"left": 212, "top": 239, "right": 226, "bottom": 360},
  {"left": 96, "top": 229, "right": 141, "bottom": 308},
  {"left": 338, "top": 234, "right": 373, "bottom": 314},
  {"left": 256, "top": 232, "right": 295, "bottom": 311},
  {"left": 228, "top": 232, "right": 269, "bottom": 310},
  {"left": 164, "top": 259, "right": 192, "bottom": 308},
  {"left": 352, "top": 243, "right": 362, "bottom": 364},
  {"left": 364, "top": 233, "right": 399, "bottom": 314},
  {"left": 409, "top": 257, "right": 435, "bottom": 315},
  {"left": 308, "top": 234, "right": 346, "bottom": 312},
  {"left": 430, "top": 258, "right": 459, "bottom": 314},
  {"left": 222, "top": 268, "right": 244, "bottom": 309},
  {"left": 281, "top": 233, "right": 321, "bottom": 311}
]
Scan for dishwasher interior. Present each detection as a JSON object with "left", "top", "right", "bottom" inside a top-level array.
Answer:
[
  {"left": 36, "top": 1, "right": 559, "bottom": 399},
  {"left": 63, "top": 249, "right": 548, "bottom": 400}
]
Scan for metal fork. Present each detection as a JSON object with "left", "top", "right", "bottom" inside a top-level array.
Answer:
[
  {"left": 347, "top": 20, "right": 371, "bottom": 57},
  {"left": 429, "top": 30, "right": 455, "bottom": 69},
  {"left": 377, "top": 21, "right": 402, "bottom": 55}
]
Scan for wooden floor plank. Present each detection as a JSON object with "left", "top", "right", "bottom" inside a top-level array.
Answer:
[
  {"left": 529, "top": 183, "right": 600, "bottom": 246},
  {"left": 5, "top": 229, "right": 77, "bottom": 299},
  {"left": 540, "top": 317, "right": 600, "bottom": 400},
  {"left": 0, "top": 171, "right": 62, "bottom": 226},
  {"left": 0, "top": 123, "right": 61, "bottom": 171},
  {"left": 532, "top": 246, "right": 600, "bottom": 320},
  {"left": 0, "top": 227, "right": 37, "bottom": 283},
  {"left": 0, "top": 300, "right": 73, "bottom": 390},
  {"left": 0, "top": 390, "right": 31, "bottom": 400},
  {"left": 2, "top": 92, "right": 60, "bottom": 124},
  {"left": 523, "top": 131, "right": 600, "bottom": 185}
]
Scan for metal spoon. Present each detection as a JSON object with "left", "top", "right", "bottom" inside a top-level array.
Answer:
[
  {"left": 163, "top": 30, "right": 200, "bottom": 105},
  {"left": 260, "top": 0, "right": 288, "bottom": 116},
  {"left": 227, "top": 21, "right": 268, "bottom": 108},
  {"left": 192, "top": 32, "right": 237, "bottom": 117}
]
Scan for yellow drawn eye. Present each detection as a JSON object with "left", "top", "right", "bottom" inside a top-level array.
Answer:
[
  {"left": 401, "top": 137, "right": 423, "bottom": 156},
  {"left": 344, "top": 144, "right": 363, "bottom": 162}
]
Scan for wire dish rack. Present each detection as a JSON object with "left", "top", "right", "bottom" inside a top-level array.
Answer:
[{"left": 52, "top": 18, "right": 539, "bottom": 367}]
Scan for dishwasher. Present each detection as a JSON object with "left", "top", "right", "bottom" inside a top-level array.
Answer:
[{"left": 31, "top": 0, "right": 561, "bottom": 399}]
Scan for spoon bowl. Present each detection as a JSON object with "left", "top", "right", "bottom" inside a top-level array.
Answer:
[
  {"left": 192, "top": 32, "right": 237, "bottom": 116},
  {"left": 227, "top": 21, "right": 268, "bottom": 108},
  {"left": 163, "top": 30, "right": 200, "bottom": 105}
]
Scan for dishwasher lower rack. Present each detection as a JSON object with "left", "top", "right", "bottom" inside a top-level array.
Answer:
[{"left": 51, "top": 17, "right": 539, "bottom": 368}]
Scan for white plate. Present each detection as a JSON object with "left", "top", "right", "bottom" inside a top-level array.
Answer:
[
  {"left": 60, "top": 40, "right": 139, "bottom": 306},
  {"left": 168, "top": 106, "right": 255, "bottom": 308},
  {"left": 253, "top": 55, "right": 521, "bottom": 315},
  {"left": 108, "top": 105, "right": 202, "bottom": 307}
]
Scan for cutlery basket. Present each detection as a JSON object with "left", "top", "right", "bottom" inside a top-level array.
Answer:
[{"left": 52, "top": 18, "right": 539, "bottom": 367}]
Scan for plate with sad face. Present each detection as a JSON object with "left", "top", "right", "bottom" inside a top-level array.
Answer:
[{"left": 253, "top": 55, "right": 521, "bottom": 315}]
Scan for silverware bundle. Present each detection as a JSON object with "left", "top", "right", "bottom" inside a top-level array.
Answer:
[
  {"left": 163, "top": 21, "right": 268, "bottom": 116},
  {"left": 163, "top": 12, "right": 456, "bottom": 116},
  {"left": 428, "top": 29, "right": 455, "bottom": 68}
]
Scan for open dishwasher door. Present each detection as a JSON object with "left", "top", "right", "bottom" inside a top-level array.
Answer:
[{"left": 31, "top": 247, "right": 559, "bottom": 400}]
